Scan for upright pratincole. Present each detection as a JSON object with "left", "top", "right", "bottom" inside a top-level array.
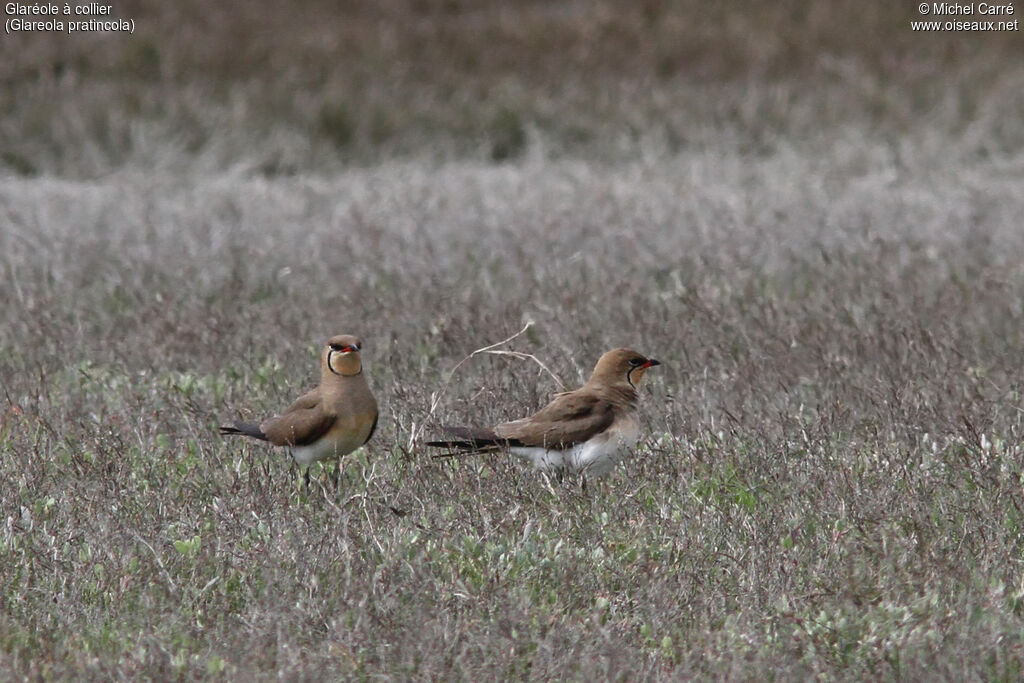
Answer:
[
  {"left": 220, "top": 335, "right": 378, "bottom": 488},
  {"left": 426, "top": 348, "right": 660, "bottom": 477}
]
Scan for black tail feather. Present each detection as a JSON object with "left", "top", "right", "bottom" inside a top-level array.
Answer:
[
  {"left": 424, "top": 426, "right": 522, "bottom": 455},
  {"left": 218, "top": 421, "right": 268, "bottom": 441}
]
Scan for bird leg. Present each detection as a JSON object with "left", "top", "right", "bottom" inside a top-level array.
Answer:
[{"left": 330, "top": 459, "right": 341, "bottom": 490}]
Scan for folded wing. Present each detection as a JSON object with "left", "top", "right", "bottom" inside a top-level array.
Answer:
[
  {"left": 259, "top": 390, "right": 337, "bottom": 447},
  {"left": 427, "top": 389, "right": 615, "bottom": 454},
  {"left": 498, "top": 391, "right": 615, "bottom": 448}
]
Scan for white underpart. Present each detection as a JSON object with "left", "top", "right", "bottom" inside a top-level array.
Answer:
[
  {"left": 289, "top": 433, "right": 365, "bottom": 467},
  {"left": 290, "top": 440, "right": 339, "bottom": 467},
  {"left": 510, "top": 423, "right": 639, "bottom": 477}
]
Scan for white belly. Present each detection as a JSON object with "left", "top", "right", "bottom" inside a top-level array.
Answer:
[
  {"left": 509, "top": 425, "right": 638, "bottom": 477},
  {"left": 290, "top": 434, "right": 365, "bottom": 467}
]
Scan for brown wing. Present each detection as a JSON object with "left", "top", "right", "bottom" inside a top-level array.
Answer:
[
  {"left": 496, "top": 390, "right": 615, "bottom": 449},
  {"left": 260, "top": 390, "right": 336, "bottom": 447},
  {"left": 362, "top": 413, "right": 379, "bottom": 447}
]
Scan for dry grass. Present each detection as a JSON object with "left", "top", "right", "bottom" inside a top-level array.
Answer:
[{"left": 3, "top": 0, "right": 1024, "bottom": 679}]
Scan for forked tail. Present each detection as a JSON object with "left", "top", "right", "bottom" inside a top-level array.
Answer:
[
  {"left": 424, "top": 426, "right": 521, "bottom": 457},
  {"left": 218, "top": 421, "right": 269, "bottom": 441}
]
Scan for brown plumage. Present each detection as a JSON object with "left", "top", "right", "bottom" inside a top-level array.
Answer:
[
  {"left": 219, "top": 335, "right": 378, "bottom": 485},
  {"left": 426, "top": 348, "right": 660, "bottom": 476}
]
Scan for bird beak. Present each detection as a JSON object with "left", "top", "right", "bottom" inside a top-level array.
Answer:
[
  {"left": 340, "top": 346, "right": 358, "bottom": 354},
  {"left": 642, "top": 359, "right": 661, "bottom": 369}
]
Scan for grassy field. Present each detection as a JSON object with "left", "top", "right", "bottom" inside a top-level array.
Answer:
[{"left": 3, "top": 0, "right": 1024, "bottom": 679}]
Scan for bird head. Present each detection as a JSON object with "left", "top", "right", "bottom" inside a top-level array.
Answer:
[
  {"left": 324, "top": 334, "right": 363, "bottom": 376},
  {"left": 590, "top": 348, "right": 661, "bottom": 388}
]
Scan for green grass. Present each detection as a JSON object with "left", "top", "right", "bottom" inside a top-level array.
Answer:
[{"left": 3, "top": 0, "right": 1024, "bottom": 678}]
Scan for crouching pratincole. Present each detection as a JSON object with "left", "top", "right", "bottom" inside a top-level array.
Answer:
[
  {"left": 426, "top": 348, "right": 660, "bottom": 477},
  {"left": 219, "top": 334, "right": 378, "bottom": 489}
]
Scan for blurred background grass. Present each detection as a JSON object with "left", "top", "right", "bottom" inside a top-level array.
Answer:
[{"left": 3, "top": 0, "right": 1022, "bottom": 176}]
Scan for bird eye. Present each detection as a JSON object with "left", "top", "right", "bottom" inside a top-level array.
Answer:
[
  {"left": 329, "top": 343, "right": 343, "bottom": 352},
  {"left": 629, "top": 358, "right": 644, "bottom": 367}
]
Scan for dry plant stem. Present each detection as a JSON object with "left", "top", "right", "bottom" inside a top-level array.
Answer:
[{"left": 408, "top": 321, "right": 565, "bottom": 449}]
